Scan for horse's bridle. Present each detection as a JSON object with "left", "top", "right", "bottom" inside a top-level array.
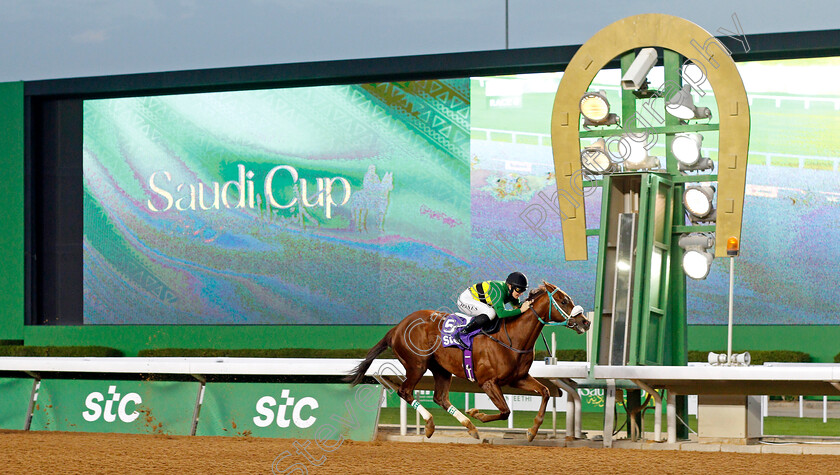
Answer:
[{"left": 529, "top": 288, "right": 584, "bottom": 330}]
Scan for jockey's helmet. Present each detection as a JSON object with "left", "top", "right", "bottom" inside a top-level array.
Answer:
[{"left": 505, "top": 272, "right": 528, "bottom": 293}]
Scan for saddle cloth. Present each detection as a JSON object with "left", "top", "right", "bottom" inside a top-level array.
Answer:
[
  {"left": 439, "top": 313, "right": 501, "bottom": 382},
  {"left": 440, "top": 313, "right": 479, "bottom": 350}
]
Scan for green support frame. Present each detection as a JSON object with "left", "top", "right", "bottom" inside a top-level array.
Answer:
[
  {"left": 581, "top": 48, "right": 725, "bottom": 439},
  {"left": 586, "top": 50, "right": 720, "bottom": 368}
]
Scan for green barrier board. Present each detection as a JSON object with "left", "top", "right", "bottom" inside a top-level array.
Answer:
[
  {"left": 0, "top": 377, "right": 33, "bottom": 429},
  {"left": 197, "top": 382, "right": 382, "bottom": 441},
  {"left": 31, "top": 379, "right": 199, "bottom": 435},
  {"left": 385, "top": 388, "right": 619, "bottom": 413}
]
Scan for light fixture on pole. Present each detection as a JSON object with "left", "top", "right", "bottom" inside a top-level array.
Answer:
[
  {"left": 580, "top": 90, "right": 619, "bottom": 128},
  {"left": 726, "top": 235, "right": 740, "bottom": 367},
  {"left": 618, "top": 132, "right": 659, "bottom": 170},
  {"left": 683, "top": 184, "right": 717, "bottom": 223},
  {"left": 580, "top": 138, "right": 614, "bottom": 174},
  {"left": 678, "top": 233, "right": 715, "bottom": 280},
  {"left": 672, "top": 132, "right": 713, "bottom": 172},
  {"left": 666, "top": 85, "right": 712, "bottom": 121},
  {"left": 726, "top": 236, "right": 740, "bottom": 256}
]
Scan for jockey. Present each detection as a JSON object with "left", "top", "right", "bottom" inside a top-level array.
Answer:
[{"left": 457, "top": 272, "right": 532, "bottom": 336}]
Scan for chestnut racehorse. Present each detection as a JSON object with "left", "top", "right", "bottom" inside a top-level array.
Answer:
[{"left": 347, "top": 281, "right": 589, "bottom": 442}]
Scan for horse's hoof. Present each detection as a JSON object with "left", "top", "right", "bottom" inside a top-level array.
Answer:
[
  {"left": 465, "top": 408, "right": 479, "bottom": 418},
  {"left": 469, "top": 429, "right": 480, "bottom": 439},
  {"left": 527, "top": 428, "right": 537, "bottom": 442},
  {"left": 425, "top": 421, "right": 435, "bottom": 438}
]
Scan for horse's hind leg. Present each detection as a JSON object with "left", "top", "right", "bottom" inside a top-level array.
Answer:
[
  {"left": 466, "top": 379, "right": 511, "bottom": 423},
  {"left": 510, "top": 375, "right": 551, "bottom": 442},
  {"left": 430, "top": 364, "right": 479, "bottom": 439},
  {"left": 397, "top": 364, "right": 436, "bottom": 438}
]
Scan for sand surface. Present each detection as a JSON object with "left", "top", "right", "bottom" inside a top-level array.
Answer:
[{"left": 2, "top": 430, "right": 838, "bottom": 474}]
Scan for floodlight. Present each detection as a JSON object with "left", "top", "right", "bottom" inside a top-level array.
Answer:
[
  {"left": 666, "top": 85, "right": 712, "bottom": 121},
  {"left": 580, "top": 138, "right": 613, "bottom": 174},
  {"left": 678, "top": 233, "right": 715, "bottom": 280},
  {"left": 618, "top": 132, "right": 660, "bottom": 170},
  {"left": 621, "top": 48, "right": 658, "bottom": 90},
  {"left": 672, "top": 132, "right": 714, "bottom": 172},
  {"left": 580, "top": 90, "right": 619, "bottom": 127},
  {"left": 683, "top": 184, "right": 716, "bottom": 223}
]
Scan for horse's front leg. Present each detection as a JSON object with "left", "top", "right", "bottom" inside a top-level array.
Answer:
[
  {"left": 466, "top": 379, "right": 510, "bottom": 423},
  {"left": 510, "top": 375, "right": 550, "bottom": 442}
]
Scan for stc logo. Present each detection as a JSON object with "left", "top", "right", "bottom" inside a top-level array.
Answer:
[
  {"left": 253, "top": 389, "right": 319, "bottom": 428},
  {"left": 82, "top": 386, "right": 142, "bottom": 423}
]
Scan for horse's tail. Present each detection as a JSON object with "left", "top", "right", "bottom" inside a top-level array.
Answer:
[{"left": 345, "top": 327, "right": 395, "bottom": 386}]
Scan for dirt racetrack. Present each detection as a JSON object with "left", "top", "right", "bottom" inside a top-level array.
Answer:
[{"left": 2, "top": 430, "right": 838, "bottom": 474}]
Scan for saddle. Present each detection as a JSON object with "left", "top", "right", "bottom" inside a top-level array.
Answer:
[{"left": 439, "top": 313, "right": 502, "bottom": 382}]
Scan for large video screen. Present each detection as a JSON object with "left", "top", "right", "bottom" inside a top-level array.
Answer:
[
  {"left": 83, "top": 81, "right": 472, "bottom": 324},
  {"left": 83, "top": 56, "right": 840, "bottom": 325}
]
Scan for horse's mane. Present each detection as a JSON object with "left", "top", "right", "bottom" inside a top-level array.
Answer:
[{"left": 526, "top": 284, "right": 547, "bottom": 302}]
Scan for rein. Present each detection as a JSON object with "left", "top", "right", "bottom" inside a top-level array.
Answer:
[
  {"left": 480, "top": 288, "right": 577, "bottom": 354},
  {"left": 480, "top": 320, "right": 531, "bottom": 354}
]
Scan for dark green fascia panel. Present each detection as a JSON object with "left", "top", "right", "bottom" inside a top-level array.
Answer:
[{"left": 0, "top": 81, "right": 24, "bottom": 340}]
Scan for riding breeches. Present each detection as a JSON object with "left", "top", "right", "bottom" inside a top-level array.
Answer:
[{"left": 457, "top": 289, "right": 497, "bottom": 320}]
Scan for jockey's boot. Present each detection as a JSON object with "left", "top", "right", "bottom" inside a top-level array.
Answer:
[{"left": 459, "top": 314, "right": 490, "bottom": 337}]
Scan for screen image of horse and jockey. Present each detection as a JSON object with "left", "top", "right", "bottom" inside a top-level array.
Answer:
[{"left": 82, "top": 56, "right": 840, "bottom": 325}]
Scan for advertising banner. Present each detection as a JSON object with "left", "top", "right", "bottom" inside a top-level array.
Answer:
[
  {"left": 197, "top": 382, "right": 381, "bottom": 441},
  {"left": 30, "top": 379, "right": 199, "bottom": 434},
  {"left": 577, "top": 387, "right": 610, "bottom": 413},
  {"left": 0, "top": 377, "right": 33, "bottom": 430}
]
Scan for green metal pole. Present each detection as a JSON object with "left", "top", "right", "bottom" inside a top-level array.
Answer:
[
  {"left": 590, "top": 174, "right": 613, "bottom": 372},
  {"left": 620, "top": 51, "right": 643, "bottom": 437},
  {"left": 663, "top": 49, "right": 689, "bottom": 440}
]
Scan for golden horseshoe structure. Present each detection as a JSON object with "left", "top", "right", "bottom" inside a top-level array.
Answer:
[{"left": 551, "top": 13, "right": 750, "bottom": 260}]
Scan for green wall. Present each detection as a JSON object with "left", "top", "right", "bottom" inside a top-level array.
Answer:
[
  {"left": 23, "top": 325, "right": 393, "bottom": 356},
  {"left": 22, "top": 324, "right": 840, "bottom": 362},
  {"left": 0, "top": 82, "right": 24, "bottom": 341},
  {"left": 688, "top": 325, "right": 840, "bottom": 363}
]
